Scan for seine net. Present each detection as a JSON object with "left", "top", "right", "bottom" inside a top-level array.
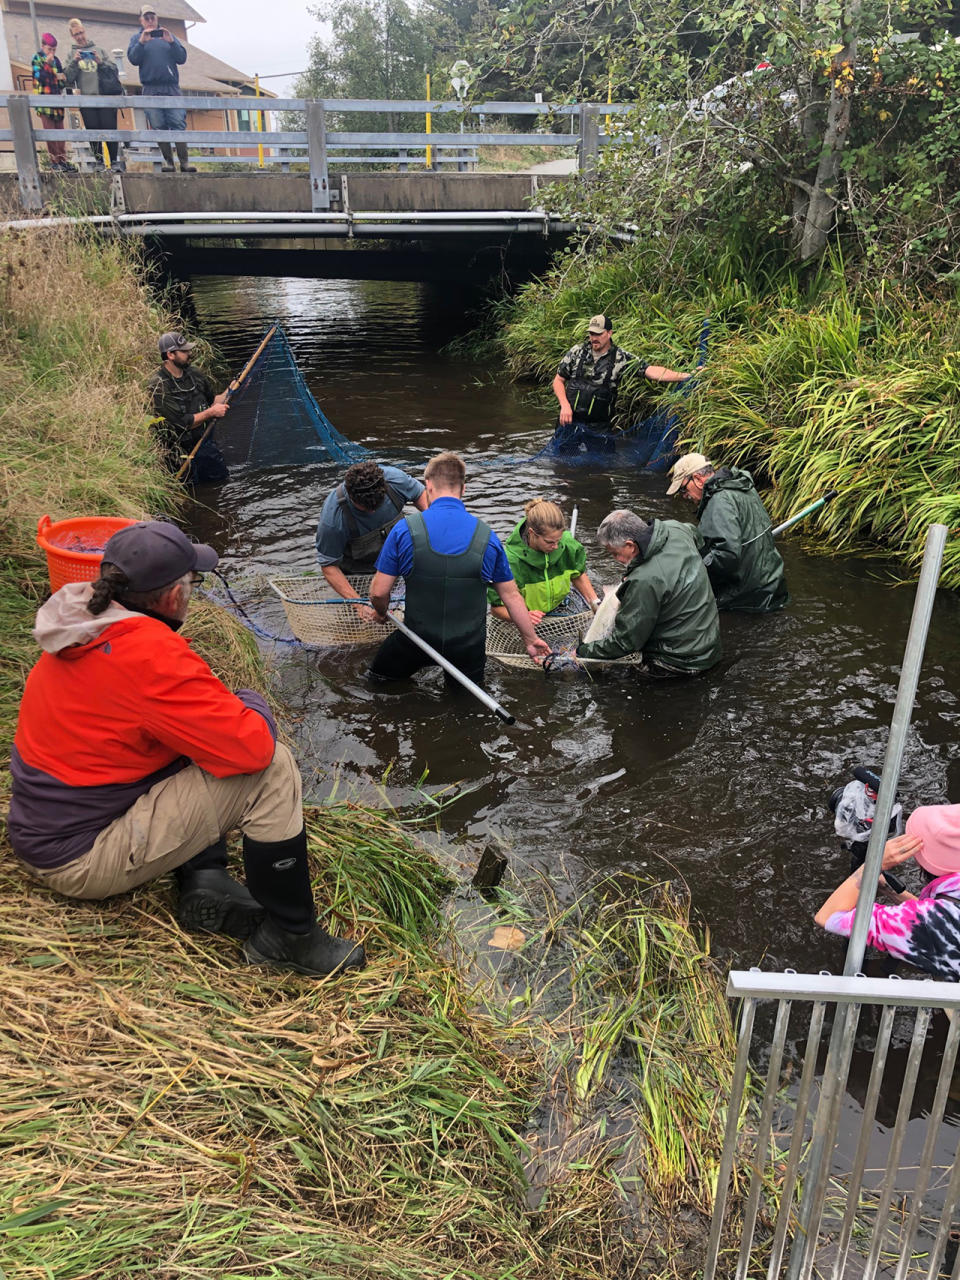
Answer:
[{"left": 225, "top": 324, "right": 369, "bottom": 470}]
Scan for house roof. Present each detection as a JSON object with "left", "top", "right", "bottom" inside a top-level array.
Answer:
[
  {"left": 2, "top": 12, "right": 259, "bottom": 94},
  {"left": 3, "top": 0, "right": 206, "bottom": 25}
]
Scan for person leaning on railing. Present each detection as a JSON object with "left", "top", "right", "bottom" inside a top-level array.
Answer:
[
  {"left": 31, "top": 34, "right": 76, "bottom": 172},
  {"left": 815, "top": 805, "right": 960, "bottom": 981},
  {"left": 126, "top": 4, "right": 195, "bottom": 172}
]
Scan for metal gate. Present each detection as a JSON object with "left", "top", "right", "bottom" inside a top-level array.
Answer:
[{"left": 703, "top": 970, "right": 960, "bottom": 1279}]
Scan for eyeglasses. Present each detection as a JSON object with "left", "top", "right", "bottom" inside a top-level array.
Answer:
[{"left": 190, "top": 572, "right": 204, "bottom": 586}]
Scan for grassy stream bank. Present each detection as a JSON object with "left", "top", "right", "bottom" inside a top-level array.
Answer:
[
  {"left": 0, "top": 230, "right": 746, "bottom": 1278},
  {"left": 498, "top": 242, "right": 960, "bottom": 587}
]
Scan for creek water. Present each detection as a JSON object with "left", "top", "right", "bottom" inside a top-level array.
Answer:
[{"left": 182, "top": 271, "right": 960, "bottom": 1227}]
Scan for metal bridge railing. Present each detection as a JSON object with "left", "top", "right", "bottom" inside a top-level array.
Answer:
[
  {"left": 704, "top": 969, "right": 960, "bottom": 1280},
  {"left": 0, "top": 94, "right": 630, "bottom": 213}
]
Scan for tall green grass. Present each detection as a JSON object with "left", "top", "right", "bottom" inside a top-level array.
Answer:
[{"left": 499, "top": 240, "right": 960, "bottom": 584}]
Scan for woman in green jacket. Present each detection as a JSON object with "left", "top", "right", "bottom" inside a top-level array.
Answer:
[{"left": 489, "top": 499, "right": 601, "bottom": 625}]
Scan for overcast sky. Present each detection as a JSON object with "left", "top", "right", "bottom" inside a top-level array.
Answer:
[{"left": 188, "top": 0, "right": 322, "bottom": 95}]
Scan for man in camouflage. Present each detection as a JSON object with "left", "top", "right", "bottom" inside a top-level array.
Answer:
[{"left": 552, "top": 313, "right": 692, "bottom": 435}]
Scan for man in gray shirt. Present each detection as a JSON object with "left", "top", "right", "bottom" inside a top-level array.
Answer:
[{"left": 315, "top": 462, "right": 427, "bottom": 620}]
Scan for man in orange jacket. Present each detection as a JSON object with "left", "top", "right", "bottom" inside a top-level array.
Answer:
[{"left": 9, "top": 521, "right": 363, "bottom": 978}]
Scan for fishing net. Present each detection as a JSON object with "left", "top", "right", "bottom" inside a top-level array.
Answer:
[
  {"left": 225, "top": 324, "right": 369, "bottom": 470},
  {"left": 270, "top": 574, "right": 403, "bottom": 647},
  {"left": 220, "top": 320, "right": 706, "bottom": 474},
  {"left": 486, "top": 611, "right": 645, "bottom": 670}
]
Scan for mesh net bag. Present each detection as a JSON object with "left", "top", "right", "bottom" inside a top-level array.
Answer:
[
  {"left": 485, "top": 609, "right": 646, "bottom": 669},
  {"left": 270, "top": 575, "right": 401, "bottom": 647}
]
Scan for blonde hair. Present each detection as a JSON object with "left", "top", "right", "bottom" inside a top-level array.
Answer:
[
  {"left": 523, "top": 499, "right": 565, "bottom": 536},
  {"left": 424, "top": 451, "right": 466, "bottom": 490},
  {"left": 68, "top": 17, "right": 84, "bottom": 32}
]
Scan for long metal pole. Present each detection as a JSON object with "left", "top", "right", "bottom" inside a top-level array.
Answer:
[
  {"left": 771, "top": 490, "right": 838, "bottom": 538},
  {"left": 785, "top": 522, "right": 948, "bottom": 1279},
  {"left": 569, "top": 505, "right": 578, "bottom": 539},
  {"left": 844, "top": 521, "right": 947, "bottom": 974},
  {"left": 27, "top": 0, "right": 41, "bottom": 55},
  {"left": 387, "top": 613, "right": 516, "bottom": 723}
]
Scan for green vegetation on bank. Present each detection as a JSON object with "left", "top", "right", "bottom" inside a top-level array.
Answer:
[
  {"left": 0, "top": 227, "right": 749, "bottom": 1276},
  {"left": 499, "top": 240, "right": 960, "bottom": 586}
]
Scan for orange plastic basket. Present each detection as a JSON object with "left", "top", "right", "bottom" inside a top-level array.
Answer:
[{"left": 37, "top": 514, "right": 138, "bottom": 593}]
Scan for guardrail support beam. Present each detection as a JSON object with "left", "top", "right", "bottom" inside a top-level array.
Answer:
[
  {"left": 307, "top": 101, "right": 330, "bottom": 212},
  {"left": 578, "top": 105, "right": 600, "bottom": 180},
  {"left": 9, "top": 95, "right": 43, "bottom": 212}
]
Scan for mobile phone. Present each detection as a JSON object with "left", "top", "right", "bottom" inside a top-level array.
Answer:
[{"left": 149, "top": 27, "right": 165, "bottom": 37}]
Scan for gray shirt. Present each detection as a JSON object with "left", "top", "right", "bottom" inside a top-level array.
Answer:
[{"left": 315, "top": 465, "right": 424, "bottom": 566}]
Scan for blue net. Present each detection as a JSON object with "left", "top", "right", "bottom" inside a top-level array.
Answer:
[
  {"left": 225, "top": 323, "right": 369, "bottom": 469},
  {"left": 223, "top": 320, "right": 706, "bottom": 473}
]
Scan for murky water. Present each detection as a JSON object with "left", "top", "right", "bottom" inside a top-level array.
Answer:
[{"left": 183, "top": 272, "right": 960, "bottom": 984}]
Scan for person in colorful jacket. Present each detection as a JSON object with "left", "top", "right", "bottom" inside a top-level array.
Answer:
[
  {"left": 667, "top": 452, "right": 789, "bottom": 612},
  {"left": 488, "top": 499, "right": 601, "bottom": 625},
  {"left": 576, "top": 509, "right": 722, "bottom": 675},
  {"left": 32, "top": 34, "right": 75, "bottom": 172},
  {"left": 815, "top": 805, "right": 960, "bottom": 982},
  {"left": 8, "top": 521, "right": 363, "bottom": 979}
]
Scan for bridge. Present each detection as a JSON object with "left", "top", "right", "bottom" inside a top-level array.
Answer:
[{"left": 0, "top": 94, "right": 635, "bottom": 239}]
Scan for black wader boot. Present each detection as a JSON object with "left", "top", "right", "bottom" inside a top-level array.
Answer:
[
  {"left": 241, "top": 828, "right": 365, "bottom": 977},
  {"left": 158, "top": 141, "right": 175, "bottom": 172},
  {"left": 175, "top": 141, "right": 196, "bottom": 172},
  {"left": 175, "top": 838, "right": 265, "bottom": 940}
]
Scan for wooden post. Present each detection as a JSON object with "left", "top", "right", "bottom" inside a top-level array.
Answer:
[
  {"left": 578, "top": 104, "right": 600, "bottom": 181},
  {"left": 307, "top": 100, "right": 330, "bottom": 211},
  {"left": 9, "top": 95, "right": 43, "bottom": 212}
]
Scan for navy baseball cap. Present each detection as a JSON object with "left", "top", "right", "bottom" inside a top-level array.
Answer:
[{"left": 101, "top": 521, "right": 218, "bottom": 592}]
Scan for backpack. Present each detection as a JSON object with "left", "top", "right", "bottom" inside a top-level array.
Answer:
[{"left": 97, "top": 59, "right": 124, "bottom": 95}]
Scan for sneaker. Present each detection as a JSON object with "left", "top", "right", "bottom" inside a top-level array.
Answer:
[
  {"left": 177, "top": 868, "right": 265, "bottom": 940},
  {"left": 243, "top": 917, "right": 365, "bottom": 977}
]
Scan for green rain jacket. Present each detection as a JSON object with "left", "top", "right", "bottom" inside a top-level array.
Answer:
[
  {"left": 697, "top": 468, "right": 789, "bottom": 613},
  {"left": 487, "top": 521, "right": 587, "bottom": 615},
  {"left": 577, "top": 519, "right": 722, "bottom": 672}
]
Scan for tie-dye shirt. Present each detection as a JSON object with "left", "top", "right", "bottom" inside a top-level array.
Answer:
[{"left": 824, "top": 873, "right": 960, "bottom": 981}]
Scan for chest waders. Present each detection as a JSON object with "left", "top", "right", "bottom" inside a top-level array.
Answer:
[
  {"left": 565, "top": 342, "right": 619, "bottom": 428},
  {"left": 403, "top": 510, "right": 490, "bottom": 653},
  {"left": 158, "top": 368, "right": 214, "bottom": 446},
  {"left": 337, "top": 481, "right": 405, "bottom": 573}
]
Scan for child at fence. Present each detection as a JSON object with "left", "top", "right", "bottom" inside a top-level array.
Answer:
[{"left": 815, "top": 805, "right": 960, "bottom": 982}]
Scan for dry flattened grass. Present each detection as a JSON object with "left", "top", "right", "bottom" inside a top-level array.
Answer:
[{"left": 0, "top": 807, "right": 548, "bottom": 1280}]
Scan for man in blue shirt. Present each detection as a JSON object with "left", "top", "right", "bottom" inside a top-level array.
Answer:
[
  {"left": 316, "top": 461, "right": 427, "bottom": 622},
  {"left": 127, "top": 5, "right": 193, "bottom": 172},
  {"left": 369, "top": 451, "right": 550, "bottom": 684}
]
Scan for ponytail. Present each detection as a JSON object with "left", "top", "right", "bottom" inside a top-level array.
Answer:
[{"left": 87, "top": 563, "right": 130, "bottom": 616}]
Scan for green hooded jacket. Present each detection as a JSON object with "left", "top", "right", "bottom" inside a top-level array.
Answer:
[
  {"left": 577, "top": 519, "right": 721, "bottom": 672},
  {"left": 697, "top": 468, "right": 789, "bottom": 613},
  {"left": 487, "top": 521, "right": 587, "bottom": 615}
]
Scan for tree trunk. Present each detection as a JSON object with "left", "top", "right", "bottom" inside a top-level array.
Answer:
[{"left": 795, "top": 0, "right": 861, "bottom": 262}]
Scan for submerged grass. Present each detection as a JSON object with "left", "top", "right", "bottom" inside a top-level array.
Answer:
[
  {"left": 0, "top": 226, "right": 749, "bottom": 1277},
  {"left": 500, "top": 241, "right": 960, "bottom": 585}
]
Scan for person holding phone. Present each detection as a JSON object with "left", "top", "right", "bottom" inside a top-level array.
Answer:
[
  {"left": 65, "top": 19, "right": 122, "bottom": 169},
  {"left": 127, "top": 5, "right": 194, "bottom": 172}
]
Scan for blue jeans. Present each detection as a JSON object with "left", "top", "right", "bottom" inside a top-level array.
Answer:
[{"left": 145, "top": 105, "right": 186, "bottom": 131}]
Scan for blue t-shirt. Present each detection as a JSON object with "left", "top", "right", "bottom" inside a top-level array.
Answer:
[
  {"left": 315, "top": 465, "right": 424, "bottom": 566},
  {"left": 377, "top": 496, "right": 512, "bottom": 584}
]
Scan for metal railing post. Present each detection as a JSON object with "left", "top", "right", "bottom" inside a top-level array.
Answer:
[
  {"left": 578, "top": 104, "right": 600, "bottom": 179},
  {"left": 307, "top": 100, "right": 330, "bottom": 212},
  {"left": 785, "top": 522, "right": 948, "bottom": 1280},
  {"left": 9, "top": 94, "right": 42, "bottom": 212}
]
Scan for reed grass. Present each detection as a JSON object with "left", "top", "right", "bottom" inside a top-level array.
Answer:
[{"left": 499, "top": 239, "right": 960, "bottom": 584}]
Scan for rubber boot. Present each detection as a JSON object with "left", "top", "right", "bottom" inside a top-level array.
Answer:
[
  {"left": 158, "top": 141, "right": 175, "bottom": 172},
  {"left": 176, "top": 141, "right": 197, "bottom": 173},
  {"left": 175, "top": 839, "right": 264, "bottom": 940},
  {"left": 241, "top": 829, "right": 365, "bottom": 976}
]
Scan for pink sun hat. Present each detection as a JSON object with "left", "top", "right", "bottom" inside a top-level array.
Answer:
[{"left": 906, "top": 804, "right": 960, "bottom": 877}]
